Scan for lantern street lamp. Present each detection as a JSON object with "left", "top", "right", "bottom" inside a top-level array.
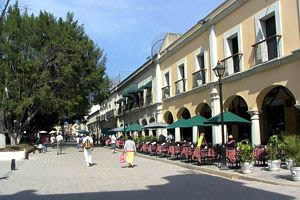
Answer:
[{"left": 213, "top": 61, "right": 228, "bottom": 169}]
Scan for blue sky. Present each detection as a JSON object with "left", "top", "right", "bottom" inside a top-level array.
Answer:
[{"left": 18, "top": 0, "right": 224, "bottom": 82}]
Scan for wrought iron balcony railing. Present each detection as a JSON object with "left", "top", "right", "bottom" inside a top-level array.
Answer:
[{"left": 175, "top": 79, "right": 186, "bottom": 95}]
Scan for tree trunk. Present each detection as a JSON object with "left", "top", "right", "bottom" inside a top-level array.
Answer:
[{"left": 8, "top": 129, "right": 22, "bottom": 145}]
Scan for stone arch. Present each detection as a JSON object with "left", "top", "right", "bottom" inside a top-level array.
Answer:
[
  {"left": 177, "top": 107, "right": 191, "bottom": 120},
  {"left": 195, "top": 103, "right": 212, "bottom": 118},
  {"left": 149, "top": 117, "right": 155, "bottom": 123},
  {"left": 164, "top": 111, "right": 174, "bottom": 124},
  {"left": 259, "top": 86, "right": 300, "bottom": 143},
  {"left": 195, "top": 103, "right": 212, "bottom": 144},
  {"left": 141, "top": 119, "right": 147, "bottom": 126},
  {"left": 226, "top": 96, "right": 251, "bottom": 142}
]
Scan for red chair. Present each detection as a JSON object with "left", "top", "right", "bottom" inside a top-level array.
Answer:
[
  {"left": 254, "top": 146, "right": 267, "bottom": 165},
  {"left": 148, "top": 144, "right": 157, "bottom": 155},
  {"left": 168, "top": 146, "right": 181, "bottom": 159},
  {"left": 226, "top": 148, "right": 239, "bottom": 167}
]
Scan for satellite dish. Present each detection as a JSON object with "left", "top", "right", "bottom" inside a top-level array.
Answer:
[{"left": 150, "top": 32, "right": 167, "bottom": 59}]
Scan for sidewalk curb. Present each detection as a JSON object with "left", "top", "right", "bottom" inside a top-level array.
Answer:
[{"left": 105, "top": 147, "right": 299, "bottom": 188}]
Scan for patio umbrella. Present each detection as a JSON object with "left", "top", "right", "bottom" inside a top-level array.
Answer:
[
  {"left": 126, "top": 124, "right": 143, "bottom": 132},
  {"left": 144, "top": 122, "right": 168, "bottom": 129},
  {"left": 109, "top": 127, "right": 127, "bottom": 132},
  {"left": 49, "top": 130, "right": 57, "bottom": 134},
  {"left": 39, "top": 130, "right": 48, "bottom": 134},
  {"left": 205, "top": 111, "right": 251, "bottom": 125},
  {"left": 184, "top": 115, "right": 209, "bottom": 127},
  {"left": 167, "top": 119, "right": 189, "bottom": 129},
  {"left": 77, "top": 129, "right": 89, "bottom": 135}
]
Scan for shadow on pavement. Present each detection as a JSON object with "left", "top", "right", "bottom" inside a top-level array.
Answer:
[{"left": 0, "top": 173, "right": 295, "bottom": 200}]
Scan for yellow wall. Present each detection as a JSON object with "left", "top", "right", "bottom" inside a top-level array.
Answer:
[{"left": 160, "top": 0, "right": 300, "bottom": 133}]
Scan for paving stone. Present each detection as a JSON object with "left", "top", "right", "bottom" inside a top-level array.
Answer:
[{"left": 0, "top": 145, "right": 299, "bottom": 200}]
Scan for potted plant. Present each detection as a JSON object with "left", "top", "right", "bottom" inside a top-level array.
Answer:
[
  {"left": 283, "top": 135, "right": 295, "bottom": 170},
  {"left": 266, "top": 135, "right": 285, "bottom": 171},
  {"left": 237, "top": 140, "right": 256, "bottom": 174},
  {"left": 283, "top": 135, "right": 300, "bottom": 181}
]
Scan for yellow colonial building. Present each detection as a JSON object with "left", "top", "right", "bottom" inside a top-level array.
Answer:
[{"left": 158, "top": 0, "right": 300, "bottom": 145}]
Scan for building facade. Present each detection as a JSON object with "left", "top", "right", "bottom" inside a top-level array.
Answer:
[{"left": 158, "top": 0, "right": 300, "bottom": 145}]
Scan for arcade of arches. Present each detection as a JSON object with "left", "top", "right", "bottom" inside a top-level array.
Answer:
[{"left": 162, "top": 85, "right": 300, "bottom": 145}]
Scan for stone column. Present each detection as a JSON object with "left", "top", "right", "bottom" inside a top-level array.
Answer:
[
  {"left": 209, "top": 25, "right": 218, "bottom": 82},
  {"left": 149, "top": 130, "right": 153, "bottom": 136},
  {"left": 142, "top": 130, "right": 146, "bottom": 137},
  {"left": 210, "top": 84, "right": 222, "bottom": 145},
  {"left": 248, "top": 110, "right": 261, "bottom": 146},
  {"left": 155, "top": 62, "right": 162, "bottom": 103},
  {"left": 192, "top": 126, "right": 199, "bottom": 144},
  {"left": 175, "top": 128, "right": 181, "bottom": 142}
]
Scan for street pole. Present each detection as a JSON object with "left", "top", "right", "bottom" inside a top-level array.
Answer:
[
  {"left": 218, "top": 77, "right": 227, "bottom": 169},
  {"left": 213, "top": 61, "right": 228, "bottom": 170}
]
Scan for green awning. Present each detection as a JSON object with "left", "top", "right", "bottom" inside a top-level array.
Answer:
[
  {"left": 144, "top": 81, "right": 152, "bottom": 89},
  {"left": 185, "top": 115, "right": 209, "bottom": 127},
  {"left": 122, "top": 84, "right": 138, "bottom": 96},
  {"left": 205, "top": 111, "right": 251, "bottom": 125},
  {"left": 167, "top": 119, "right": 189, "bottom": 129},
  {"left": 137, "top": 81, "right": 152, "bottom": 92},
  {"left": 126, "top": 123, "right": 143, "bottom": 132},
  {"left": 101, "top": 128, "right": 112, "bottom": 135}
]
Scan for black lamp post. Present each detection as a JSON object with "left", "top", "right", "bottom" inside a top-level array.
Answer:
[{"left": 212, "top": 61, "right": 228, "bottom": 169}]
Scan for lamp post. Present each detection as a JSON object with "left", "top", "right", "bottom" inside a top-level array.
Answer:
[{"left": 213, "top": 61, "right": 228, "bottom": 169}]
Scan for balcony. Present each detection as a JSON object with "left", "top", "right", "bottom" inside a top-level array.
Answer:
[
  {"left": 99, "top": 114, "right": 106, "bottom": 121},
  {"left": 175, "top": 79, "right": 186, "bottom": 95},
  {"left": 106, "top": 110, "right": 115, "bottom": 119},
  {"left": 220, "top": 53, "right": 243, "bottom": 75},
  {"left": 252, "top": 34, "right": 281, "bottom": 65},
  {"left": 162, "top": 86, "right": 171, "bottom": 99},
  {"left": 192, "top": 69, "right": 206, "bottom": 88},
  {"left": 146, "top": 93, "right": 152, "bottom": 105}
]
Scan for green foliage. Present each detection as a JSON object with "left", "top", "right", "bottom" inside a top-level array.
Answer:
[
  {"left": 283, "top": 135, "right": 300, "bottom": 167},
  {"left": 0, "top": 3, "right": 109, "bottom": 144},
  {"left": 237, "top": 140, "right": 256, "bottom": 163},
  {"left": 266, "top": 135, "right": 286, "bottom": 161}
]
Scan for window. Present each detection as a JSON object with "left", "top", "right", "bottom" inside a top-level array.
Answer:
[
  {"left": 193, "top": 51, "right": 206, "bottom": 87},
  {"left": 162, "top": 72, "right": 170, "bottom": 99},
  {"left": 223, "top": 25, "right": 243, "bottom": 76},
  {"left": 175, "top": 64, "right": 186, "bottom": 94},
  {"left": 254, "top": 1, "right": 282, "bottom": 64}
]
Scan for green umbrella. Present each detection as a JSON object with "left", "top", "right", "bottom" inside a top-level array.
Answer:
[
  {"left": 77, "top": 129, "right": 89, "bottom": 134},
  {"left": 167, "top": 119, "right": 189, "bottom": 129},
  {"left": 109, "top": 127, "right": 127, "bottom": 132},
  {"left": 185, "top": 115, "right": 209, "bottom": 127},
  {"left": 205, "top": 111, "right": 251, "bottom": 125},
  {"left": 126, "top": 124, "right": 143, "bottom": 132}
]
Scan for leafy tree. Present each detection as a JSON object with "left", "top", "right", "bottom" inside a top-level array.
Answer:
[{"left": 0, "top": 3, "right": 109, "bottom": 145}]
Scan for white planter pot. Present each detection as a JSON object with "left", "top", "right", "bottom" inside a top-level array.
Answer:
[
  {"left": 291, "top": 167, "right": 300, "bottom": 181},
  {"left": 267, "top": 160, "right": 281, "bottom": 171},
  {"left": 241, "top": 162, "right": 254, "bottom": 174},
  {"left": 285, "top": 159, "right": 294, "bottom": 170}
]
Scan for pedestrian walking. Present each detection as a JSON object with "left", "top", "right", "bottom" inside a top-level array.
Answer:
[
  {"left": 50, "top": 135, "right": 56, "bottom": 149},
  {"left": 123, "top": 136, "right": 136, "bottom": 168},
  {"left": 111, "top": 134, "right": 117, "bottom": 153},
  {"left": 56, "top": 133, "right": 64, "bottom": 155},
  {"left": 82, "top": 133, "right": 93, "bottom": 167}
]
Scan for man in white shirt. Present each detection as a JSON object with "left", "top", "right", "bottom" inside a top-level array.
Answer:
[
  {"left": 50, "top": 135, "right": 56, "bottom": 149},
  {"left": 56, "top": 133, "right": 64, "bottom": 155},
  {"left": 111, "top": 134, "right": 117, "bottom": 153},
  {"left": 82, "top": 133, "right": 94, "bottom": 167}
]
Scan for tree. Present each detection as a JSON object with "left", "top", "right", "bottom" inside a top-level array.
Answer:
[{"left": 0, "top": 4, "right": 109, "bottom": 145}]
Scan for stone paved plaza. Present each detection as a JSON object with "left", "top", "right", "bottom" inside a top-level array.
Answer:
[{"left": 0, "top": 145, "right": 300, "bottom": 200}]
